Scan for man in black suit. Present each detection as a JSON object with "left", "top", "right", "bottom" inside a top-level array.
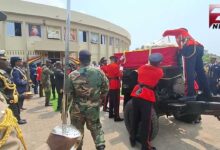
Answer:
[{"left": 54, "top": 61, "right": 64, "bottom": 111}]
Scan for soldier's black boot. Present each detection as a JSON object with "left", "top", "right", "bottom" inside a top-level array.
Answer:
[
  {"left": 45, "top": 98, "right": 52, "bottom": 106},
  {"left": 109, "top": 114, "right": 114, "bottom": 118},
  {"left": 114, "top": 117, "right": 124, "bottom": 122},
  {"left": 141, "top": 146, "right": 157, "bottom": 150},
  {"left": 45, "top": 101, "right": 52, "bottom": 106},
  {"left": 109, "top": 111, "right": 114, "bottom": 118},
  {"left": 18, "top": 119, "right": 27, "bottom": 125},
  {"left": 129, "top": 137, "right": 136, "bottom": 147},
  {"left": 96, "top": 145, "right": 105, "bottom": 150},
  {"left": 45, "top": 103, "right": 52, "bottom": 106}
]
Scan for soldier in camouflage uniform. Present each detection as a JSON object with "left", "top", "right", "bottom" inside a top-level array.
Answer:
[
  {"left": 41, "top": 60, "right": 53, "bottom": 106},
  {"left": 68, "top": 50, "right": 109, "bottom": 150}
]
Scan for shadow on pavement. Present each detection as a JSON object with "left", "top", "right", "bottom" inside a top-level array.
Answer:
[
  {"left": 101, "top": 112, "right": 139, "bottom": 150},
  {"left": 101, "top": 113, "right": 219, "bottom": 150},
  {"left": 26, "top": 105, "right": 46, "bottom": 113},
  {"left": 153, "top": 116, "right": 219, "bottom": 150},
  {"left": 26, "top": 102, "right": 58, "bottom": 119},
  {"left": 39, "top": 111, "right": 59, "bottom": 119}
]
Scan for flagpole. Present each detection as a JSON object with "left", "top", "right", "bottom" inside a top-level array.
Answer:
[
  {"left": 25, "top": 24, "right": 31, "bottom": 92},
  {"left": 47, "top": 1, "right": 81, "bottom": 146},
  {"left": 62, "top": 0, "right": 71, "bottom": 125}
]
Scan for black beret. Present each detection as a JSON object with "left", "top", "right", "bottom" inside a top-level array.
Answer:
[
  {"left": 10, "top": 57, "right": 22, "bottom": 63},
  {"left": 10, "top": 57, "right": 22, "bottom": 66},
  {"left": 79, "top": 50, "right": 91, "bottom": 59},
  {"left": 29, "top": 63, "right": 37, "bottom": 69},
  {"left": 149, "top": 53, "right": 163, "bottom": 63},
  {"left": 100, "top": 57, "right": 107, "bottom": 63},
  {"left": 109, "top": 56, "right": 117, "bottom": 61},
  {"left": 37, "top": 62, "right": 41, "bottom": 65}
]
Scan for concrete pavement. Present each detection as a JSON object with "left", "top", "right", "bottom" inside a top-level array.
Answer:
[{"left": 20, "top": 96, "right": 220, "bottom": 150}]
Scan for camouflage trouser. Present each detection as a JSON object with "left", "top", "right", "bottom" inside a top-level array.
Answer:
[
  {"left": 70, "top": 104, "right": 105, "bottom": 150},
  {"left": 43, "top": 85, "right": 51, "bottom": 105}
]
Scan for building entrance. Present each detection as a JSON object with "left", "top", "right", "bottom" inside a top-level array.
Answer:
[{"left": 48, "top": 51, "right": 60, "bottom": 63}]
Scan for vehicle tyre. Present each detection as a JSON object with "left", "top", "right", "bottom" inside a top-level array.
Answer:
[
  {"left": 173, "top": 113, "right": 201, "bottom": 123},
  {"left": 124, "top": 100, "right": 159, "bottom": 141}
]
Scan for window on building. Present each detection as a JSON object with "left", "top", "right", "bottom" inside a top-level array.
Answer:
[
  {"left": 109, "top": 37, "right": 114, "bottom": 46},
  {"left": 78, "top": 30, "right": 87, "bottom": 43},
  {"left": 7, "top": 22, "right": 22, "bottom": 36},
  {"left": 90, "top": 32, "right": 99, "bottom": 44},
  {"left": 101, "top": 34, "right": 106, "bottom": 45}
]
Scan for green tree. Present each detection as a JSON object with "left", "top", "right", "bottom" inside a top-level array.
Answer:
[{"left": 202, "top": 50, "right": 220, "bottom": 64}]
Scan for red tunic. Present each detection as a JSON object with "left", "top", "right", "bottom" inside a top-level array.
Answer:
[
  {"left": 106, "top": 63, "right": 122, "bottom": 90},
  {"left": 36, "top": 66, "right": 42, "bottom": 81},
  {"left": 131, "top": 64, "right": 163, "bottom": 102},
  {"left": 163, "top": 28, "right": 202, "bottom": 47},
  {"left": 100, "top": 65, "right": 108, "bottom": 75}
]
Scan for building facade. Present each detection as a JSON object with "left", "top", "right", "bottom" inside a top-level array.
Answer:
[{"left": 0, "top": 0, "right": 131, "bottom": 63}]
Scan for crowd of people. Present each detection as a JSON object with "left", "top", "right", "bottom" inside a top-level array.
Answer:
[
  {"left": 205, "top": 57, "right": 220, "bottom": 96},
  {"left": 29, "top": 60, "right": 79, "bottom": 109}
]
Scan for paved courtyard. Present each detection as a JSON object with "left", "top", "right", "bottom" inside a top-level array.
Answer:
[{"left": 20, "top": 96, "right": 220, "bottom": 150}]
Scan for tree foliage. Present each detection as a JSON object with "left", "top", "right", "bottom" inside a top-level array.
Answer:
[{"left": 203, "top": 50, "right": 220, "bottom": 64}]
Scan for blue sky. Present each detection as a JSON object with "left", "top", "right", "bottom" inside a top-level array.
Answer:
[{"left": 24, "top": 0, "right": 220, "bottom": 55}]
